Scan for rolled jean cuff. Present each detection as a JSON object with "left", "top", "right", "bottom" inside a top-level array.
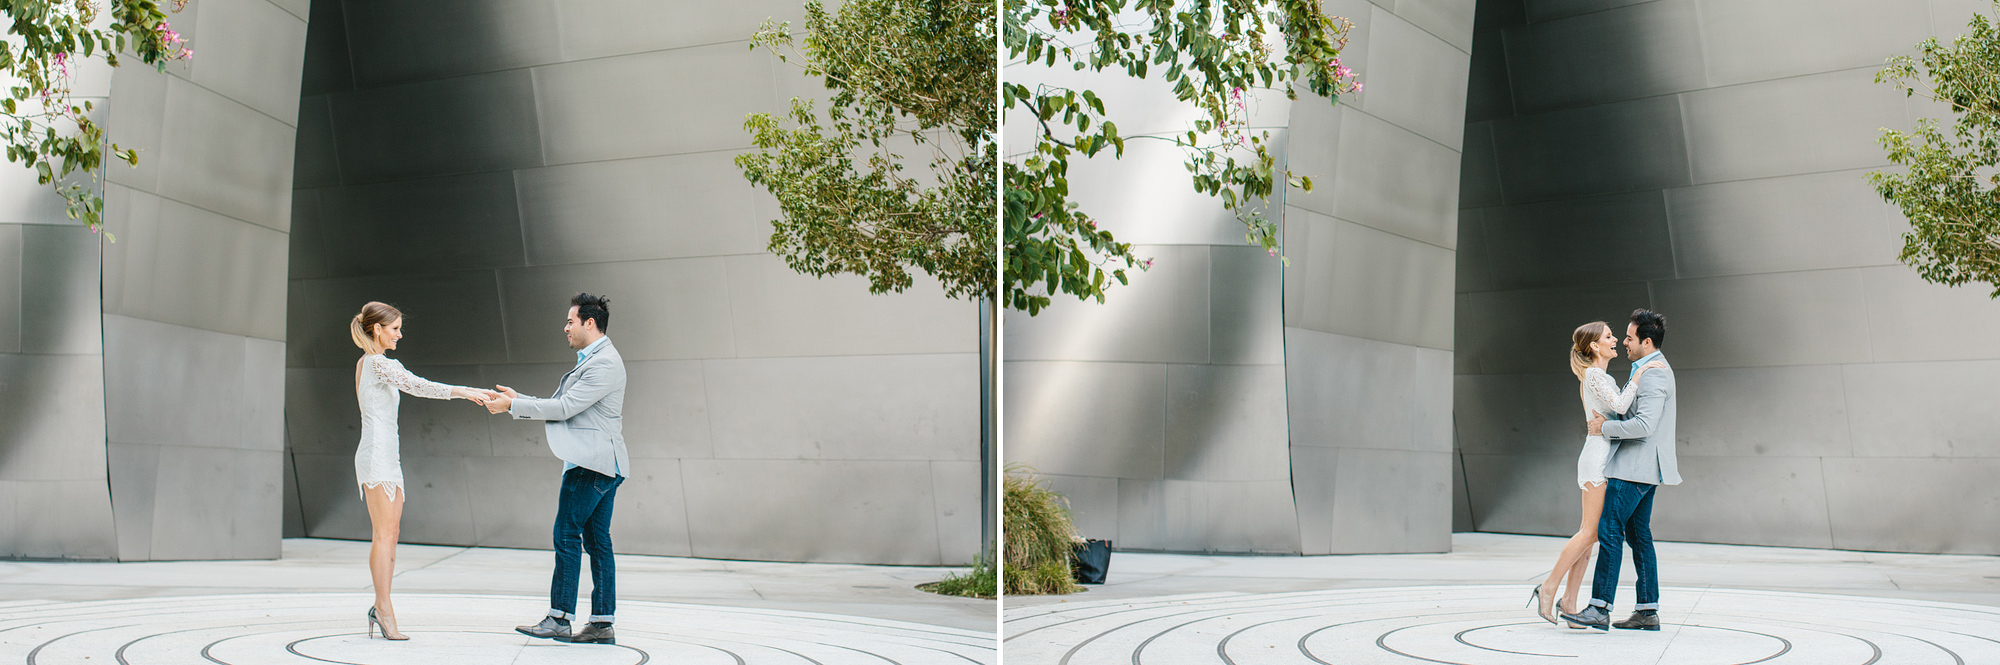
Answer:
[
  {"left": 547, "top": 609, "right": 575, "bottom": 621},
  {"left": 588, "top": 615, "right": 615, "bottom": 624},
  {"left": 1635, "top": 602, "right": 1659, "bottom": 611},
  {"left": 1589, "top": 598, "right": 1609, "bottom": 609}
]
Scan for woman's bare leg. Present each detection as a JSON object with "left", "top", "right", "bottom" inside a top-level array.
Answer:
[
  {"left": 363, "top": 484, "right": 406, "bottom": 639},
  {"left": 1559, "top": 481, "right": 1607, "bottom": 614}
]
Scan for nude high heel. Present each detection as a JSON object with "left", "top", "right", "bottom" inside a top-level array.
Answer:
[
  {"left": 1528, "top": 587, "right": 1557, "bottom": 624},
  {"left": 368, "top": 606, "right": 410, "bottom": 641}
]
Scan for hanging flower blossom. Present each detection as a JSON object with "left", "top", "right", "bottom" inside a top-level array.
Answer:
[
  {"left": 156, "top": 21, "right": 194, "bottom": 61},
  {"left": 2, "top": 0, "right": 194, "bottom": 234}
]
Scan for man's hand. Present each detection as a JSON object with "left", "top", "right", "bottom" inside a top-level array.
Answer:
[
  {"left": 1586, "top": 413, "right": 1606, "bottom": 436},
  {"left": 487, "top": 385, "right": 519, "bottom": 414}
]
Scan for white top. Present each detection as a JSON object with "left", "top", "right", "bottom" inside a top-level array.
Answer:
[
  {"left": 1576, "top": 366, "right": 1640, "bottom": 489},
  {"left": 354, "top": 353, "right": 460, "bottom": 499},
  {"left": 1581, "top": 366, "right": 1640, "bottom": 419}
]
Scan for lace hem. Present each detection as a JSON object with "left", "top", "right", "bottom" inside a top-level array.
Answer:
[{"left": 360, "top": 481, "right": 404, "bottom": 502}]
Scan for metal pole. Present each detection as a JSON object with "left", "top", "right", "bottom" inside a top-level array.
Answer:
[{"left": 978, "top": 295, "right": 995, "bottom": 562}]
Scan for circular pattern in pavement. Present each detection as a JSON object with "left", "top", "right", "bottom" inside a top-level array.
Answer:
[
  {"left": 0, "top": 593, "right": 992, "bottom": 664},
  {"left": 1003, "top": 585, "right": 2000, "bottom": 664}
]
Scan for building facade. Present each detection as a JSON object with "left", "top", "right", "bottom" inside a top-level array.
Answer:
[
  {"left": 1455, "top": 0, "right": 2000, "bottom": 555},
  {"left": 4, "top": 0, "right": 982, "bottom": 566},
  {"left": 1004, "top": 0, "right": 1475, "bottom": 554},
  {"left": 1011, "top": 0, "right": 2000, "bottom": 557}
]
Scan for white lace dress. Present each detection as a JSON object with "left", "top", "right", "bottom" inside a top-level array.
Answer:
[
  {"left": 355, "top": 353, "right": 465, "bottom": 500},
  {"left": 1577, "top": 367, "right": 1641, "bottom": 489}
]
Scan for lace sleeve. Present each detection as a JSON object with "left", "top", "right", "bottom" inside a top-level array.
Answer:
[
  {"left": 369, "top": 355, "right": 456, "bottom": 400},
  {"left": 1583, "top": 368, "right": 1623, "bottom": 415},
  {"left": 1612, "top": 371, "right": 1642, "bottom": 414}
]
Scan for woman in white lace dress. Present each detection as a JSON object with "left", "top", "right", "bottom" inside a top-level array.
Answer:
[
  {"left": 351, "top": 301, "right": 495, "bottom": 640},
  {"left": 1530, "top": 321, "right": 1665, "bottom": 624}
]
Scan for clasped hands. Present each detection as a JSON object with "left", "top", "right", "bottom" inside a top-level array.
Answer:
[{"left": 450, "top": 385, "right": 523, "bottom": 414}]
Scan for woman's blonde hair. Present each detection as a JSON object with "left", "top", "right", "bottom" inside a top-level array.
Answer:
[
  {"left": 350, "top": 301, "right": 402, "bottom": 355},
  {"left": 1570, "top": 321, "right": 1611, "bottom": 380}
]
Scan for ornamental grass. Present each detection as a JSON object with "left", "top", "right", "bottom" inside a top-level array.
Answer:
[
  {"left": 919, "top": 551, "right": 997, "bottom": 599},
  {"left": 1003, "top": 466, "right": 1081, "bottom": 596}
]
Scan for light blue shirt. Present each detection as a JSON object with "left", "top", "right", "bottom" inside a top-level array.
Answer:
[
  {"left": 1631, "top": 349, "right": 1663, "bottom": 375},
  {"left": 576, "top": 335, "right": 609, "bottom": 366},
  {"left": 563, "top": 336, "right": 613, "bottom": 474}
]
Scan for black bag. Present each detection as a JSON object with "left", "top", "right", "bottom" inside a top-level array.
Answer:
[{"left": 1071, "top": 539, "right": 1112, "bottom": 584}]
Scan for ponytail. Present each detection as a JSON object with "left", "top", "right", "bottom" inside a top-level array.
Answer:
[{"left": 350, "top": 301, "right": 402, "bottom": 355}]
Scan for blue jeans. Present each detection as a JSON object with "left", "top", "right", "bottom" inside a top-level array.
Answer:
[
  {"left": 1589, "top": 478, "right": 1659, "bottom": 612},
  {"left": 550, "top": 466, "right": 623, "bottom": 623}
]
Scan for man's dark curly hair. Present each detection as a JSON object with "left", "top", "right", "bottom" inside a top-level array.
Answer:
[
  {"left": 1630, "top": 308, "right": 1665, "bottom": 349},
  {"left": 573, "top": 292, "right": 610, "bottom": 333}
]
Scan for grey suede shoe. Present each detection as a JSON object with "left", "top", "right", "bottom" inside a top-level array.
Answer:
[
  {"left": 1560, "top": 604, "right": 1611, "bottom": 631},
  {"left": 566, "top": 622, "right": 615, "bottom": 645},
  {"left": 515, "top": 616, "right": 571, "bottom": 640},
  {"left": 1613, "top": 610, "right": 1661, "bottom": 631}
]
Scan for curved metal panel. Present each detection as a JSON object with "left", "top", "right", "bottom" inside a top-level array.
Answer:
[
  {"left": 1456, "top": 0, "right": 2000, "bottom": 554},
  {"left": 285, "top": 0, "right": 978, "bottom": 565}
]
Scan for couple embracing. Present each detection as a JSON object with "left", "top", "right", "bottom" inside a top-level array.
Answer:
[
  {"left": 1531, "top": 309, "right": 1682, "bottom": 632},
  {"left": 349, "top": 293, "right": 628, "bottom": 645}
]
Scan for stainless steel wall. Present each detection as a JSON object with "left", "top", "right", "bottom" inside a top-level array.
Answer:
[
  {"left": 100, "top": 0, "right": 305, "bottom": 561},
  {"left": 1285, "top": 0, "right": 1467, "bottom": 555},
  {"left": 1455, "top": 0, "right": 2000, "bottom": 554},
  {"left": 1003, "top": 0, "right": 1473, "bottom": 554},
  {"left": 283, "top": 0, "right": 981, "bottom": 565},
  {"left": 0, "top": 176, "right": 116, "bottom": 560},
  {"left": 0, "top": 0, "right": 307, "bottom": 560}
]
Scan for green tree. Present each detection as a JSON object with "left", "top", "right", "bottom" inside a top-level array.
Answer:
[
  {"left": 3, "top": 0, "right": 192, "bottom": 236},
  {"left": 1003, "top": 0, "right": 1360, "bottom": 314},
  {"left": 1873, "top": 5, "right": 2000, "bottom": 297},
  {"left": 737, "top": 0, "right": 995, "bottom": 302},
  {"left": 738, "top": 0, "right": 1002, "bottom": 577}
]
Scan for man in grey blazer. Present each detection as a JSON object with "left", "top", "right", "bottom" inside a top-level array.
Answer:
[
  {"left": 1563, "top": 309, "right": 1679, "bottom": 632},
  {"left": 486, "top": 293, "right": 630, "bottom": 645}
]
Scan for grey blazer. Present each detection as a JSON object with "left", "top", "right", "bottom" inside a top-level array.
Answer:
[
  {"left": 1600, "top": 353, "right": 1680, "bottom": 486},
  {"left": 509, "top": 338, "right": 630, "bottom": 478}
]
